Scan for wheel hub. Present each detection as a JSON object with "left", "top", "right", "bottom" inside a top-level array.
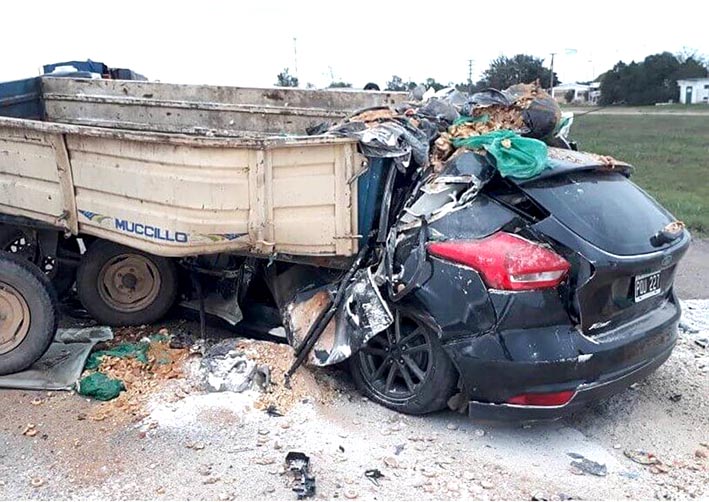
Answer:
[
  {"left": 0, "top": 281, "right": 31, "bottom": 354},
  {"left": 98, "top": 254, "right": 161, "bottom": 313},
  {"left": 358, "top": 311, "right": 433, "bottom": 400}
]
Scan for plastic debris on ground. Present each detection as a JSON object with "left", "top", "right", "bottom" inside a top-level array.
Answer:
[
  {"left": 77, "top": 372, "right": 125, "bottom": 401},
  {"left": 197, "top": 338, "right": 338, "bottom": 413},
  {"left": 200, "top": 339, "right": 271, "bottom": 392},
  {"left": 79, "top": 328, "right": 191, "bottom": 419},
  {"left": 0, "top": 327, "right": 113, "bottom": 391}
]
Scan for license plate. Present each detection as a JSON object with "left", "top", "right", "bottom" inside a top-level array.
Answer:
[{"left": 634, "top": 271, "right": 661, "bottom": 302}]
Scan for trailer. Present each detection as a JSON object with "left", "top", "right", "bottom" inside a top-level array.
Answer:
[
  {"left": 0, "top": 77, "right": 405, "bottom": 259},
  {"left": 0, "top": 76, "right": 406, "bottom": 344}
]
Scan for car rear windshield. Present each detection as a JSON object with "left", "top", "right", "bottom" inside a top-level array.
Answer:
[{"left": 523, "top": 171, "right": 674, "bottom": 256}]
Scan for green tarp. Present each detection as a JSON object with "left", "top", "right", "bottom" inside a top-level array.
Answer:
[
  {"left": 77, "top": 372, "right": 125, "bottom": 401},
  {"left": 84, "top": 342, "right": 150, "bottom": 370},
  {"left": 451, "top": 130, "right": 550, "bottom": 180}
]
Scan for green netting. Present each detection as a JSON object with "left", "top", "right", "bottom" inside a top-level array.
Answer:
[
  {"left": 77, "top": 372, "right": 125, "bottom": 401},
  {"left": 451, "top": 130, "right": 549, "bottom": 179},
  {"left": 453, "top": 114, "right": 490, "bottom": 126},
  {"left": 84, "top": 342, "right": 150, "bottom": 370}
]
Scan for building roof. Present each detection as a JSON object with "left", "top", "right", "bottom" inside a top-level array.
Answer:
[
  {"left": 552, "top": 83, "right": 591, "bottom": 91},
  {"left": 677, "top": 77, "right": 709, "bottom": 84}
]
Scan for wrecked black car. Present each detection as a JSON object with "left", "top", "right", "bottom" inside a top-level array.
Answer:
[
  {"left": 268, "top": 85, "right": 690, "bottom": 420},
  {"left": 362, "top": 149, "right": 689, "bottom": 420}
]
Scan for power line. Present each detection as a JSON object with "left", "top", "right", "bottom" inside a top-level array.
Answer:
[
  {"left": 467, "top": 59, "right": 475, "bottom": 93},
  {"left": 293, "top": 37, "right": 299, "bottom": 78},
  {"left": 549, "top": 52, "right": 557, "bottom": 97}
]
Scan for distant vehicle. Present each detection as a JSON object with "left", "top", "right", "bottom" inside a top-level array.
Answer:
[{"left": 42, "top": 59, "right": 147, "bottom": 80}]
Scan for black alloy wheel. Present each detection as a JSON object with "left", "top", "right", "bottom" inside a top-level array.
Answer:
[{"left": 350, "top": 307, "right": 458, "bottom": 414}]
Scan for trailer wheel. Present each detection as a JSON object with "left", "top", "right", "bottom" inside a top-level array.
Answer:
[
  {"left": 0, "top": 225, "right": 76, "bottom": 297},
  {"left": 76, "top": 241, "right": 178, "bottom": 326},
  {"left": 0, "top": 251, "right": 58, "bottom": 376},
  {"left": 349, "top": 307, "right": 458, "bottom": 415}
]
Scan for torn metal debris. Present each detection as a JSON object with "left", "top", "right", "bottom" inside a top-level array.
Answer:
[
  {"left": 567, "top": 452, "right": 608, "bottom": 477},
  {"left": 285, "top": 451, "right": 316, "bottom": 499},
  {"left": 201, "top": 339, "right": 271, "bottom": 393}
]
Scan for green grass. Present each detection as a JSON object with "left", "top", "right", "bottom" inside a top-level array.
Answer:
[
  {"left": 572, "top": 114, "right": 709, "bottom": 236},
  {"left": 561, "top": 104, "right": 709, "bottom": 113}
]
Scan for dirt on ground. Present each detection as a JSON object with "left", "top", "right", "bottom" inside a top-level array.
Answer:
[{"left": 0, "top": 242, "right": 708, "bottom": 501}]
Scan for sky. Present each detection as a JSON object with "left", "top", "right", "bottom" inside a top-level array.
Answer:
[{"left": 1, "top": 0, "right": 707, "bottom": 89}]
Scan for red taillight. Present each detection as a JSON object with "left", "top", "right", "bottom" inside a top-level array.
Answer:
[
  {"left": 506, "top": 390, "right": 576, "bottom": 407},
  {"left": 426, "top": 232, "right": 570, "bottom": 291}
]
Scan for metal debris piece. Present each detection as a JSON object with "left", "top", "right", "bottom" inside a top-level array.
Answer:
[
  {"left": 285, "top": 452, "right": 316, "bottom": 499},
  {"left": 364, "top": 469, "right": 384, "bottom": 486},
  {"left": 624, "top": 449, "right": 660, "bottom": 465},
  {"left": 265, "top": 404, "right": 283, "bottom": 417},
  {"left": 567, "top": 453, "right": 607, "bottom": 477}
]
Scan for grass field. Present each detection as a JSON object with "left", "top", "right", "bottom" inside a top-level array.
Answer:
[
  {"left": 572, "top": 114, "right": 709, "bottom": 236},
  {"left": 561, "top": 104, "right": 709, "bottom": 114}
]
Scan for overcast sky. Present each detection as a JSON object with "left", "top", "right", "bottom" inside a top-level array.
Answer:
[{"left": 2, "top": 1, "right": 707, "bottom": 89}]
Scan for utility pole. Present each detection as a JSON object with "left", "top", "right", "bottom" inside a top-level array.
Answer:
[
  {"left": 549, "top": 52, "right": 557, "bottom": 98},
  {"left": 293, "top": 37, "right": 299, "bottom": 79},
  {"left": 467, "top": 59, "right": 474, "bottom": 93}
]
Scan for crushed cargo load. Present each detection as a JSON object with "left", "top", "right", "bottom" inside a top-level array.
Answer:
[{"left": 276, "top": 81, "right": 575, "bottom": 371}]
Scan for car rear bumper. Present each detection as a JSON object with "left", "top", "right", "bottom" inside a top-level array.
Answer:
[
  {"left": 443, "top": 294, "right": 681, "bottom": 422},
  {"left": 466, "top": 340, "right": 674, "bottom": 421}
]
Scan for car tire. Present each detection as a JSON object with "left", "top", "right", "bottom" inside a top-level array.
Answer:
[
  {"left": 349, "top": 307, "right": 458, "bottom": 415},
  {"left": 0, "top": 225, "right": 76, "bottom": 297},
  {"left": 76, "top": 240, "right": 178, "bottom": 326},
  {"left": 0, "top": 251, "right": 58, "bottom": 376}
]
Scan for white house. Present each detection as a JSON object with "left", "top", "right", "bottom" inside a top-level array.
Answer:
[
  {"left": 551, "top": 83, "right": 600, "bottom": 104},
  {"left": 677, "top": 78, "right": 709, "bottom": 104}
]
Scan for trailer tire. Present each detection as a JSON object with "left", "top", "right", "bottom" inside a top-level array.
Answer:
[
  {"left": 76, "top": 241, "right": 178, "bottom": 326},
  {"left": 0, "top": 251, "right": 58, "bottom": 376}
]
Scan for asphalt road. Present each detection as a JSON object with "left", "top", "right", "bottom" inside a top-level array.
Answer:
[{"left": 674, "top": 238, "right": 709, "bottom": 299}]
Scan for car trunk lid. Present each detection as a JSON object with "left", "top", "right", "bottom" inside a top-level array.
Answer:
[{"left": 511, "top": 169, "right": 690, "bottom": 335}]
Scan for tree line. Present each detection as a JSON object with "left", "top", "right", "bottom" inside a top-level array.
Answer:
[
  {"left": 275, "top": 50, "right": 708, "bottom": 105},
  {"left": 598, "top": 51, "right": 707, "bottom": 105}
]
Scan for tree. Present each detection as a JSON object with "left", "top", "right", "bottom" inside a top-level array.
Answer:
[
  {"left": 275, "top": 68, "right": 298, "bottom": 88},
  {"left": 599, "top": 52, "right": 708, "bottom": 105},
  {"left": 423, "top": 77, "right": 445, "bottom": 92},
  {"left": 477, "top": 54, "right": 559, "bottom": 90},
  {"left": 328, "top": 81, "right": 352, "bottom": 88},
  {"left": 674, "top": 56, "right": 708, "bottom": 80},
  {"left": 385, "top": 75, "right": 417, "bottom": 92}
]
